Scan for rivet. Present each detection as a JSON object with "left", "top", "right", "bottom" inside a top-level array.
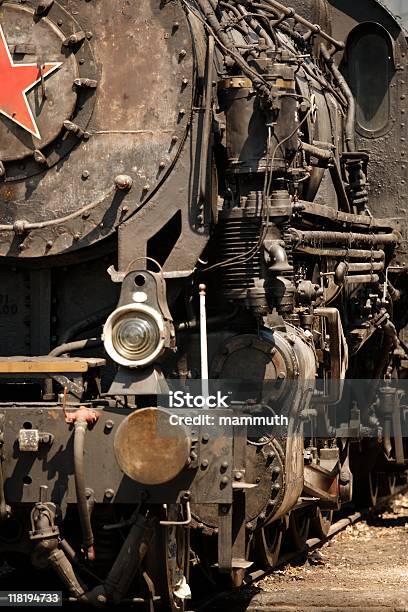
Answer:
[
  {"left": 142, "top": 184, "right": 150, "bottom": 192},
  {"left": 115, "top": 174, "right": 133, "bottom": 190},
  {"left": 105, "top": 420, "right": 114, "bottom": 431},
  {"left": 104, "top": 488, "right": 114, "bottom": 500},
  {"left": 235, "top": 472, "right": 243, "bottom": 481},
  {"left": 221, "top": 476, "right": 229, "bottom": 485},
  {"left": 45, "top": 240, "right": 53, "bottom": 249},
  {"left": 179, "top": 49, "right": 186, "bottom": 58},
  {"left": 202, "top": 433, "right": 209, "bottom": 443},
  {"left": 171, "top": 135, "right": 179, "bottom": 143},
  {"left": 73, "top": 233, "right": 80, "bottom": 241},
  {"left": 82, "top": 170, "right": 89, "bottom": 179},
  {"left": 159, "top": 160, "right": 166, "bottom": 170},
  {"left": 201, "top": 459, "right": 209, "bottom": 468}
]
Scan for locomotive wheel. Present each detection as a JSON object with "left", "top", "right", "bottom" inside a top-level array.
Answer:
[
  {"left": 255, "top": 518, "right": 285, "bottom": 568},
  {"left": 288, "top": 509, "right": 311, "bottom": 552},
  {"left": 310, "top": 508, "right": 333, "bottom": 539},
  {"left": 145, "top": 506, "right": 190, "bottom": 612}
]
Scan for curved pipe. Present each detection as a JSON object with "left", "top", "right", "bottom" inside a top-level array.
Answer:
[
  {"left": 49, "top": 338, "right": 102, "bottom": 358},
  {"left": 320, "top": 44, "right": 356, "bottom": 152},
  {"left": 74, "top": 420, "right": 95, "bottom": 561},
  {"left": 59, "top": 308, "right": 115, "bottom": 344}
]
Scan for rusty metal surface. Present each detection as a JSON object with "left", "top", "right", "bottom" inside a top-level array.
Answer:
[{"left": 0, "top": 0, "right": 195, "bottom": 258}]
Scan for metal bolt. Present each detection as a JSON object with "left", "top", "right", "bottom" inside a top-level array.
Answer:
[
  {"left": 272, "top": 483, "right": 280, "bottom": 491},
  {"left": 96, "top": 594, "right": 107, "bottom": 604},
  {"left": 202, "top": 433, "right": 209, "bottom": 443},
  {"left": 171, "top": 135, "right": 178, "bottom": 144},
  {"left": 201, "top": 459, "right": 209, "bottom": 469},
  {"left": 179, "top": 49, "right": 186, "bottom": 58},
  {"left": 182, "top": 78, "right": 189, "bottom": 86},
  {"left": 221, "top": 476, "right": 229, "bottom": 485},
  {"left": 105, "top": 420, "right": 114, "bottom": 431},
  {"left": 82, "top": 170, "right": 89, "bottom": 179},
  {"left": 221, "top": 460, "right": 228, "bottom": 470},
  {"left": 142, "top": 184, "right": 150, "bottom": 192},
  {"left": 45, "top": 240, "right": 53, "bottom": 250},
  {"left": 159, "top": 160, "right": 166, "bottom": 170},
  {"left": 179, "top": 108, "right": 186, "bottom": 117},
  {"left": 115, "top": 174, "right": 133, "bottom": 190},
  {"left": 104, "top": 488, "right": 114, "bottom": 500},
  {"left": 277, "top": 372, "right": 286, "bottom": 380},
  {"left": 73, "top": 233, "right": 80, "bottom": 241},
  {"left": 234, "top": 472, "right": 243, "bottom": 481}
]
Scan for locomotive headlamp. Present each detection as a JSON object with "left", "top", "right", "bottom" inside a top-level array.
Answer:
[{"left": 103, "top": 304, "right": 165, "bottom": 368}]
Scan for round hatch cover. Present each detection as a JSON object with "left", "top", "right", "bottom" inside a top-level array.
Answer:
[{"left": 0, "top": 3, "right": 79, "bottom": 162}]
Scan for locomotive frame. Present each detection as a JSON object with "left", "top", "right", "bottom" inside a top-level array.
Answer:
[{"left": 0, "top": 0, "right": 407, "bottom": 608}]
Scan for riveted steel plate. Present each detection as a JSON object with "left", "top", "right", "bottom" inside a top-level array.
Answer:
[
  {"left": 0, "top": 0, "right": 194, "bottom": 258},
  {"left": 0, "top": 3, "right": 78, "bottom": 162}
]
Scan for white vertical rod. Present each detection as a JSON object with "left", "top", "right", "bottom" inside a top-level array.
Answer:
[{"left": 199, "top": 284, "right": 209, "bottom": 399}]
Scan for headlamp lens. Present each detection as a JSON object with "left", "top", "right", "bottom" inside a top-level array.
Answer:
[{"left": 112, "top": 312, "right": 160, "bottom": 362}]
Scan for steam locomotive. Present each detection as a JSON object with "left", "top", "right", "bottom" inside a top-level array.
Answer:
[{"left": 0, "top": 0, "right": 407, "bottom": 607}]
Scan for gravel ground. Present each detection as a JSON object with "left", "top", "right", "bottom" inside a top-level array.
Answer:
[{"left": 207, "top": 494, "right": 408, "bottom": 612}]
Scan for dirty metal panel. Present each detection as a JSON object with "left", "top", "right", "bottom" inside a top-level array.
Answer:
[
  {"left": 2, "top": 407, "right": 233, "bottom": 505},
  {"left": 0, "top": 0, "right": 194, "bottom": 258},
  {"left": 0, "top": 267, "right": 30, "bottom": 356}
]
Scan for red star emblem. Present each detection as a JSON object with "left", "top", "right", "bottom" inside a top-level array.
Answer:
[{"left": 0, "top": 24, "right": 62, "bottom": 139}]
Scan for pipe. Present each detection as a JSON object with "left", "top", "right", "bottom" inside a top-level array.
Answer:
[
  {"left": 198, "top": 35, "right": 214, "bottom": 207},
  {"left": 294, "top": 246, "right": 385, "bottom": 260},
  {"left": 195, "top": 0, "right": 271, "bottom": 100},
  {"left": 86, "top": 514, "right": 156, "bottom": 605},
  {"left": 345, "top": 262, "right": 384, "bottom": 273},
  {"left": 48, "top": 338, "right": 102, "bottom": 358},
  {"left": 344, "top": 274, "right": 380, "bottom": 285},
  {"left": 253, "top": 0, "right": 345, "bottom": 49},
  {"left": 300, "top": 141, "right": 333, "bottom": 162},
  {"left": 74, "top": 419, "right": 95, "bottom": 561},
  {"left": 59, "top": 307, "right": 114, "bottom": 344},
  {"left": 176, "top": 306, "right": 239, "bottom": 331},
  {"left": 290, "top": 229, "right": 400, "bottom": 247},
  {"left": 320, "top": 44, "right": 355, "bottom": 152}
]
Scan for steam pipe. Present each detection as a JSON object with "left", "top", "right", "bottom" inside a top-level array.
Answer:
[
  {"left": 294, "top": 246, "right": 385, "bottom": 260},
  {"left": 320, "top": 44, "right": 356, "bottom": 152},
  {"left": 198, "top": 35, "right": 214, "bottom": 207},
  {"left": 48, "top": 338, "right": 103, "bottom": 358},
  {"left": 74, "top": 419, "right": 95, "bottom": 560},
  {"left": 290, "top": 229, "right": 400, "bottom": 247},
  {"left": 251, "top": 0, "right": 345, "bottom": 49}
]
